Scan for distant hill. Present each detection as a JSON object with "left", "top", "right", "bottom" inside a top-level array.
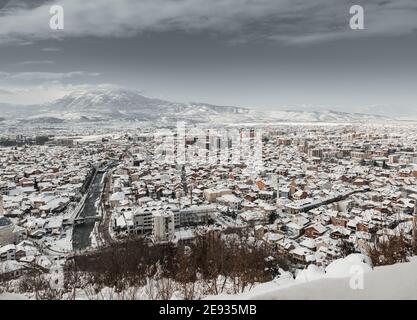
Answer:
[{"left": 0, "top": 88, "right": 391, "bottom": 124}]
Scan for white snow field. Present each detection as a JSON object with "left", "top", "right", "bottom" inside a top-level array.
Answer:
[
  {"left": 0, "top": 293, "right": 28, "bottom": 300},
  {"left": 209, "top": 254, "right": 417, "bottom": 300}
]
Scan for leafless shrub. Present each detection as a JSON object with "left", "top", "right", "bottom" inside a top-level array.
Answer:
[
  {"left": 155, "top": 278, "right": 175, "bottom": 300},
  {"left": 15, "top": 231, "right": 290, "bottom": 300},
  {"left": 17, "top": 271, "right": 63, "bottom": 300},
  {"left": 366, "top": 232, "right": 411, "bottom": 266}
]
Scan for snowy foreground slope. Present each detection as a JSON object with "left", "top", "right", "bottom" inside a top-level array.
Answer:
[
  {"left": 209, "top": 254, "right": 417, "bottom": 300},
  {"left": 0, "top": 293, "right": 27, "bottom": 300},
  {"left": 2, "top": 254, "right": 417, "bottom": 300}
]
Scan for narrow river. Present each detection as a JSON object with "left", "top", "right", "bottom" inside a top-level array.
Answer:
[{"left": 72, "top": 171, "right": 105, "bottom": 251}]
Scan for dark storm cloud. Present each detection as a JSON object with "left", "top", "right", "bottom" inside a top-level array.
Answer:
[
  {"left": 0, "top": 0, "right": 415, "bottom": 116},
  {"left": 0, "top": 0, "right": 417, "bottom": 45},
  {"left": 0, "top": 70, "right": 100, "bottom": 81},
  {"left": 14, "top": 60, "right": 55, "bottom": 66},
  {"left": 41, "top": 47, "right": 61, "bottom": 52}
]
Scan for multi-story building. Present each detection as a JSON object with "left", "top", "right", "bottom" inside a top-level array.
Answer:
[{"left": 152, "top": 210, "right": 175, "bottom": 242}]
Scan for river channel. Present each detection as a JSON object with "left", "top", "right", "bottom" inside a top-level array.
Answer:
[{"left": 72, "top": 171, "right": 105, "bottom": 251}]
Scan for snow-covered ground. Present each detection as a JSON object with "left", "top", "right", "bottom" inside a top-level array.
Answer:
[
  {"left": 0, "top": 293, "right": 28, "bottom": 300},
  {"left": 43, "top": 227, "right": 73, "bottom": 254},
  {"left": 2, "top": 254, "right": 417, "bottom": 300},
  {"left": 209, "top": 254, "right": 417, "bottom": 300}
]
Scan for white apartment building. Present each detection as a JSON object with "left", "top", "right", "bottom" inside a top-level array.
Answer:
[
  {"left": 152, "top": 210, "right": 175, "bottom": 243},
  {"left": 0, "top": 244, "right": 16, "bottom": 261},
  {"left": 216, "top": 194, "right": 242, "bottom": 210},
  {"left": 351, "top": 151, "right": 366, "bottom": 160},
  {"left": 132, "top": 207, "right": 154, "bottom": 234},
  {"left": 179, "top": 205, "right": 216, "bottom": 225},
  {"left": 129, "top": 205, "right": 179, "bottom": 242}
]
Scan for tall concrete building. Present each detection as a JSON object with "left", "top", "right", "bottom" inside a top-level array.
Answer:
[{"left": 152, "top": 210, "right": 175, "bottom": 243}]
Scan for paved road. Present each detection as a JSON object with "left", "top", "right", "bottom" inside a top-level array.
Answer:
[{"left": 97, "top": 170, "right": 115, "bottom": 245}]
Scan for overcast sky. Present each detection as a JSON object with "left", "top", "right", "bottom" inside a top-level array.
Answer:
[{"left": 0, "top": 0, "right": 416, "bottom": 116}]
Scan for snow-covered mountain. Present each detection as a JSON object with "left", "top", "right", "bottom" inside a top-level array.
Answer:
[
  {"left": 1, "top": 88, "right": 392, "bottom": 124},
  {"left": 29, "top": 88, "right": 250, "bottom": 123},
  {"left": 266, "top": 110, "right": 389, "bottom": 122}
]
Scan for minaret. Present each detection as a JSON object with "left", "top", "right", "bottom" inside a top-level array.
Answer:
[{"left": 273, "top": 174, "right": 280, "bottom": 205}]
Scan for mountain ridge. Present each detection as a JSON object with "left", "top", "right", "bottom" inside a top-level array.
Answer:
[{"left": 0, "top": 88, "right": 392, "bottom": 124}]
